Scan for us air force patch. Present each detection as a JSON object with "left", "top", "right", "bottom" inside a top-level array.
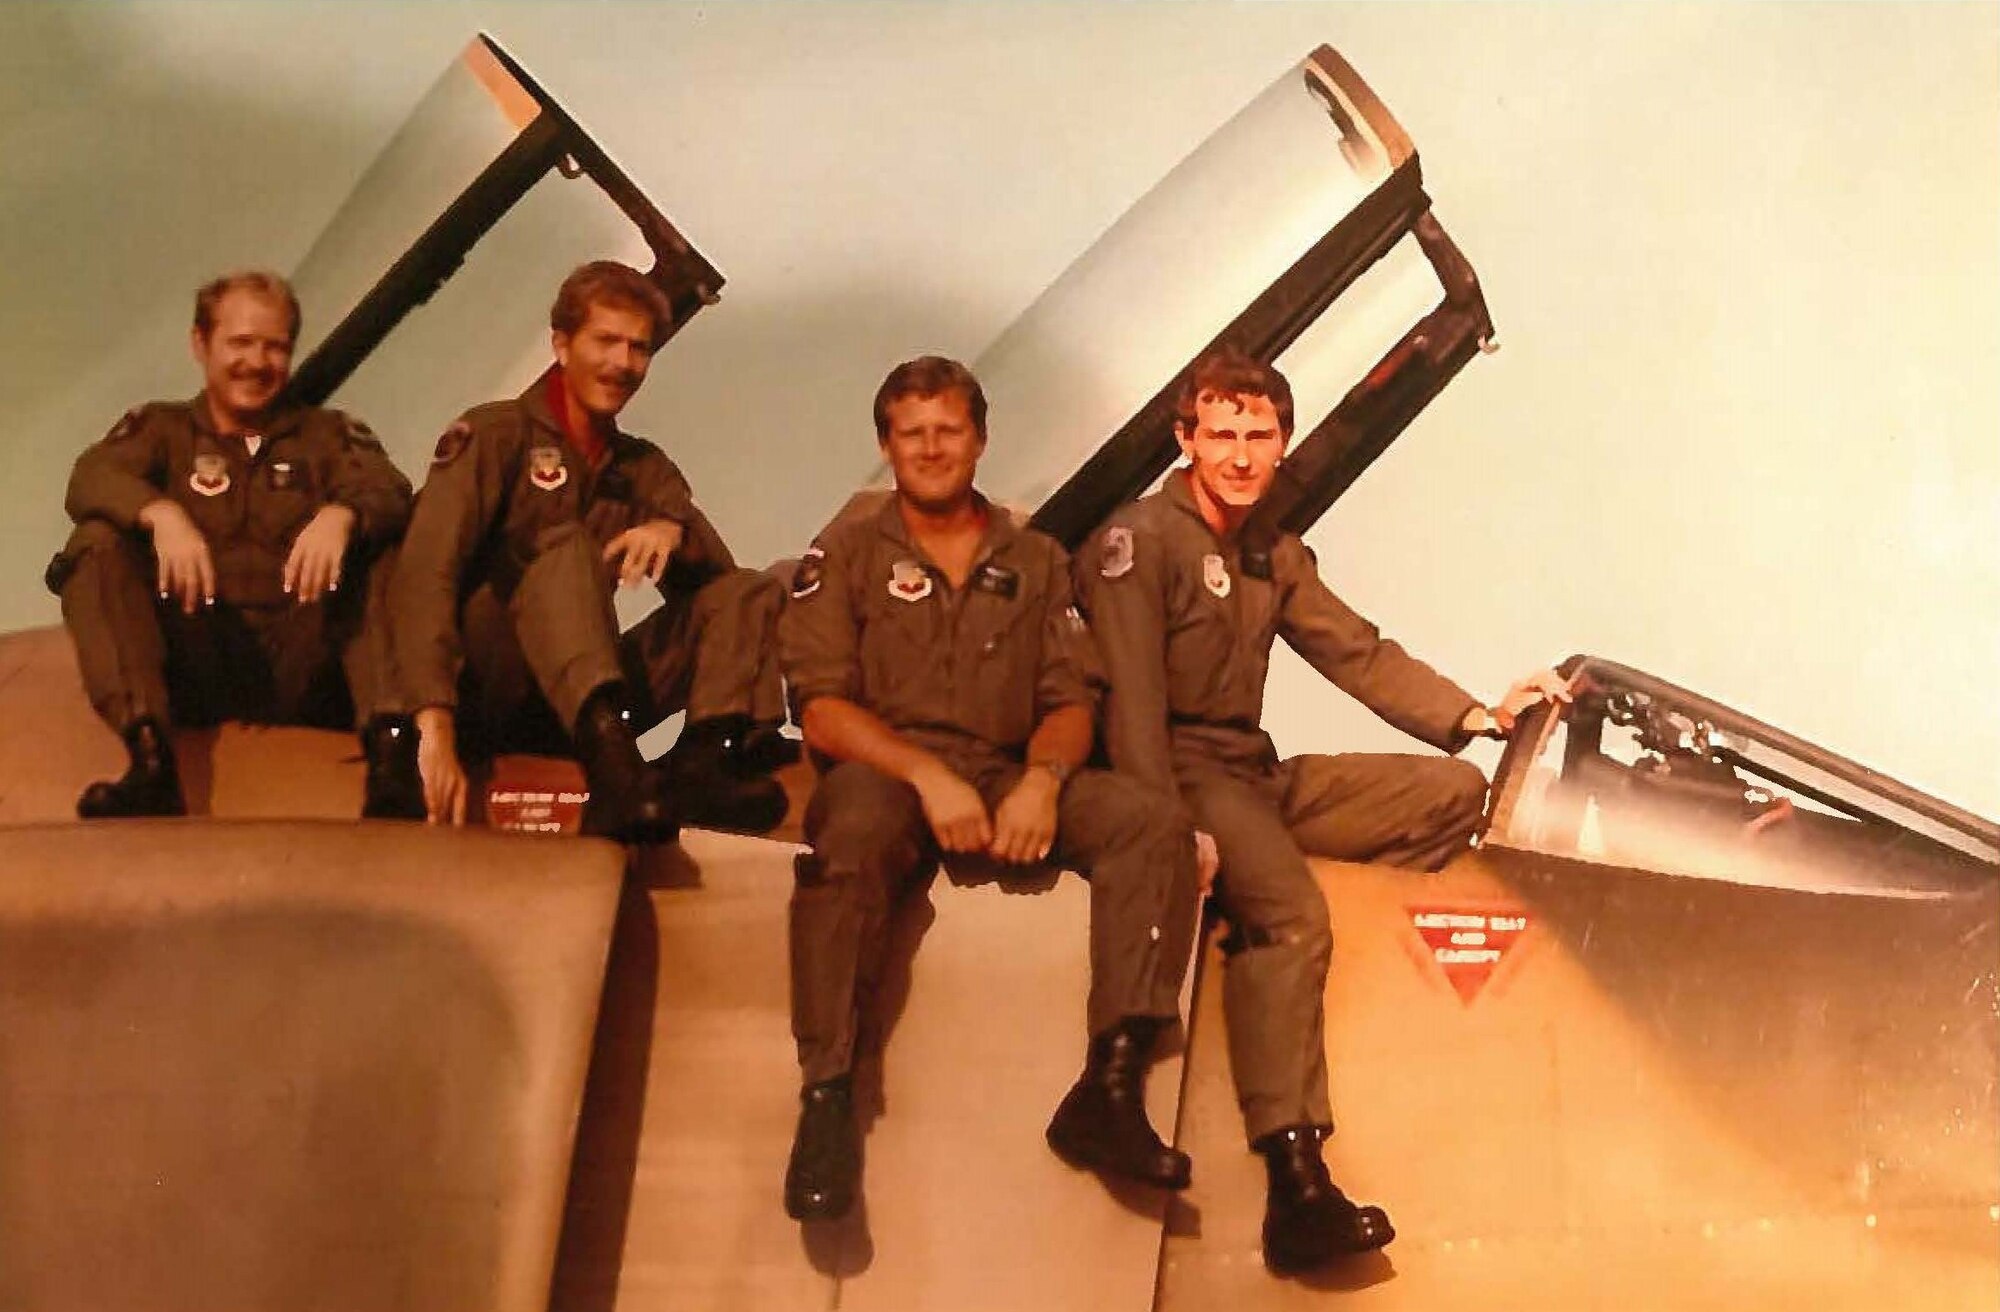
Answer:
[
  {"left": 1202, "top": 553, "right": 1232, "bottom": 599},
  {"left": 431, "top": 421, "right": 472, "bottom": 467},
  {"left": 1100, "top": 527, "right": 1134, "bottom": 579},
  {"left": 528, "top": 445, "right": 568, "bottom": 492},
  {"left": 791, "top": 545, "right": 826, "bottom": 600},
  {"left": 189, "top": 452, "right": 230, "bottom": 497},
  {"left": 889, "top": 559, "right": 933, "bottom": 603}
]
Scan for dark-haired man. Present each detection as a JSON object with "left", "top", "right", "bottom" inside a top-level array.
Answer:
[
  {"left": 49, "top": 269, "right": 421, "bottom": 819},
  {"left": 1077, "top": 346, "right": 1569, "bottom": 1273},
  {"left": 392, "top": 259, "right": 789, "bottom": 841},
  {"left": 777, "top": 355, "right": 1202, "bottom": 1222}
]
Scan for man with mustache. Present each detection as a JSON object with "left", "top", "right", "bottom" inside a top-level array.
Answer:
[
  {"left": 777, "top": 356, "right": 1201, "bottom": 1222},
  {"left": 1076, "top": 347, "right": 1569, "bottom": 1274},
  {"left": 392, "top": 260, "right": 789, "bottom": 840},
  {"left": 50, "top": 269, "right": 422, "bottom": 819}
]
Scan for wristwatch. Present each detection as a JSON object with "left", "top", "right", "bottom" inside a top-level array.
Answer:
[
  {"left": 1469, "top": 707, "right": 1509, "bottom": 741},
  {"left": 1029, "top": 757, "right": 1074, "bottom": 787}
]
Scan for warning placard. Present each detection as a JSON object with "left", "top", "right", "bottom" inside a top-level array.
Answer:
[
  {"left": 484, "top": 756, "right": 589, "bottom": 834},
  {"left": 1408, "top": 904, "right": 1532, "bottom": 1004}
]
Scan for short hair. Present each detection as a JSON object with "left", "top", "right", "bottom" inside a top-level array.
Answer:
[
  {"left": 550, "top": 260, "right": 676, "bottom": 348},
  {"left": 872, "top": 355, "right": 989, "bottom": 440},
  {"left": 1173, "top": 346, "right": 1295, "bottom": 437},
  {"left": 194, "top": 270, "right": 301, "bottom": 344}
]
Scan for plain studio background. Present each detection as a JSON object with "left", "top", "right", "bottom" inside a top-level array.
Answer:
[{"left": 2, "top": 2, "right": 1994, "bottom": 818}]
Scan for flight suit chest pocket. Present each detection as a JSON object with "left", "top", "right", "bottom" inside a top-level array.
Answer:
[
  {"left": 506, "top": 447, "right": 582, "bottom": 549},
  {"left": 177, "top": 444, "right": 240, "bottom": 539},
  {"left": 257, "top": 455, "right": 321, "bottom": 546},
  {"left": 861, "top": 559, "right": 948, "bottom": 708},
  {"left": 966, "top": 574, "right": 1041, "bottom": 740},
  {"left": 1234, "top": 571, "right": 1280, "bottom": 654}
]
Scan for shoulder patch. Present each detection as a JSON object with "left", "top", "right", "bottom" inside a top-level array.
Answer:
[
  {"left": 1100, "top": 526, "right": 1135, "bottom": 579},
  {"left": 790, "top": 545, "right": 826, "bottom": 600},
  {"left": 341, "top": 414, "right": 385, "bottom": 452},
  {"left": 431, "top": 420, "right": 472, "bottom": 467},
  {"left": 105, "top": 407, "right": 145, "bottom": 444}
]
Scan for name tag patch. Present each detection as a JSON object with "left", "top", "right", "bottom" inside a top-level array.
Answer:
[{"left": 973, "top": 563, "right": 1019, "bottom": 599}]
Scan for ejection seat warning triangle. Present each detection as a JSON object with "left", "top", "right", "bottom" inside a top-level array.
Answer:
[{"left": 1408, "top": 905, "right": 1531, "bottom": 1004}]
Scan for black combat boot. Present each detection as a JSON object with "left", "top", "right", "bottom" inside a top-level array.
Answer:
[
  {"left": 1254, "top": 1125, "right": 1394, "bottom": 1272},
  {"left": 660, "top": 715, "right": 790, "bottom": 835},
  {"left": 1045, "top": 1015, "right": 1192, "bottom": 1189},
  {"left": 359, "top": 715, "right": 426, "bottom": 820},
  {"left": 734, "top": 721, "right": 802, "bottom": 775},
  {"left": 784, "top": 1075, "right": 861, "bottom": 1221},
  {"left": 77, "top": 716, "right": 186, "bottom": 819},
  {"left": 572, "top": 685, "right": 680, "bottom": 843}
]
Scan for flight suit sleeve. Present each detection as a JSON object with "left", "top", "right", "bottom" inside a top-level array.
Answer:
[
  {"left": 630, "top": 449, "right": 698, "bottom": 526},
  {"left": 628, "top": 448, "right": 730, "bottom": 575},
  {"left": 1074, "top": 524, "right": 1179, "bottom": 801},
  {"left": 324, "top": 413, "right": 413, "bottom": 548},
  {"left": 1034, "top": 541, "right": 1103, "bottom": 721},
  {"left": 1275, "top": 539, "right": 1479, "bottom": 752},
  {"left": 65, "top": 407, "right": 169, "bottom": 529},
  {"left": 776, "top": 525, "right": 860, "bottom": 718},
  {"left": 391, "top": 410, "right": 521, "bottom": 710}
]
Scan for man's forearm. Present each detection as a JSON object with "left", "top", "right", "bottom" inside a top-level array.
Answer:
[
  {"left": 1024, "top": 702, "right": 1093, "bottom": 774},
  {"left": 799, "top": 696, "right": 948, "bottom": 784}
]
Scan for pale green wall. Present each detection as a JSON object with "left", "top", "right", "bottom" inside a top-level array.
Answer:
[{"left": 2, "top": 2, "right": 1994, "bottom": 815}]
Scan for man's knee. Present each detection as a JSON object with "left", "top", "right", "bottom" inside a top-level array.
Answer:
[
  {"left": 1427, "top": 758, "right": 1489, "bottom": 830},
  {"left": 803, "top": 762, "right": 928, "bottom": 879},
  {"left": 47, "top": 519, "right": 140, "bottom": 596},
  {"left": 1221, "top": 865, "right": 1333, "bottom": 968}
]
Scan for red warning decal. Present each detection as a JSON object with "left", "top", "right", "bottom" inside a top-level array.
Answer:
[
  {"left": 484, "top": 756, "right": 589, "bottom": 834},
  {"left": 1408, "top": 904, "right": 1532, "bottom": 1005}
]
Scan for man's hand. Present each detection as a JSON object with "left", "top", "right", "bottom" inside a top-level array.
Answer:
[
  {"left": 989, "top": 767, "right": 1060, "bottom": 864},
  {"left": 909, "top": 759, "right": 992, "bottom": 854},
  {"left": 414, "top": 706, "right": 468, "bottom": 826},
  {"left": 1193, "top": 829, "right": 1220, "bottom": 895},
  {"left": 284, "top": 503, "right": 356, "bottom": 604},
  {"left": 602, "top": 518, "right": 684, "bottom": 587},
  {"left": 1493, "top": 667, "right": 1575, "bottom": 733},
  {"left": 139, "top": 499, "right": 215, "bottom": 614}
]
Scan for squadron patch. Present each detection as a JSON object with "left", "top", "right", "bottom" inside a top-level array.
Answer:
[
  {"left": 431, "top": 421, "right": 472, "bottom": 467},
  {"left": 888, "top": 559, "right": 933, "bottom": 603},
  {"left": 1202, "top": 553, "right": 1232, "bottom": 599},
  {"left": 267, "top": 460, "right": 297, "bottom": 491},
  {"left": 791, "top": 545, "right": 826, "bottom": 600},
  {"left": 105, "top": 408, "right": 144, "bottom": 445},
  {"left": 189, "top": 452, "right": 230, "bottom": 497},
  {"left": 1100, "top": 526, "right": 1135, "bottom": 579},
  {"left": 342, "top": 416, "right": 385, "bottom": 452},
  {"left": 973, "top": 563, "right": 1019, "bottom": 599},
  {"left": 528, "top": 445, "right": 569, "bottom": 492}
]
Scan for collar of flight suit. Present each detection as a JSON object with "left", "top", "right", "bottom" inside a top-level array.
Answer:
[
  {"left": 519, "top": 370, "right": 639, "bottom": 469},
  {"left": 869, "top": 487, "right": 1024, "bottom": 580},
  {"left": 1161, "top": 466, "right": 1247, "bottom": 547},
  {"left": 184, "top": 390, "right": 308, "bottom": 450}
]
